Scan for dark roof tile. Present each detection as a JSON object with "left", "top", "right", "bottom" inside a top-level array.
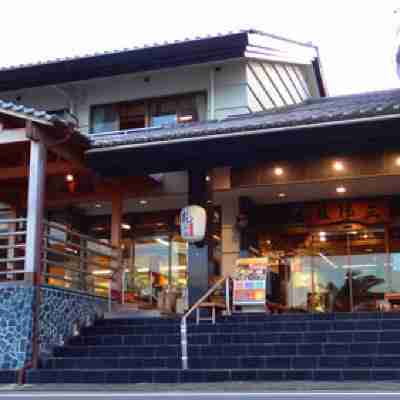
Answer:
[{"left": 89, "top": 88, "right": 400, "bottom": 150}]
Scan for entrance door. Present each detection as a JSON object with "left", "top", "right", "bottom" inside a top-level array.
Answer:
[{"left": 122, "top": 233, "right": 188, "bottom": 310}]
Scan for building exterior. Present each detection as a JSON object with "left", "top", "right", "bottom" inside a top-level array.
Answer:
[{"left": 1, "top": 29, "right": 400, "bottom": 383}]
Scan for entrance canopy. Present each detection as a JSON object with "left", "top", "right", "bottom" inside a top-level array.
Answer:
[{"left": 86, "top": 89, "right": 400, "bottom": 176}]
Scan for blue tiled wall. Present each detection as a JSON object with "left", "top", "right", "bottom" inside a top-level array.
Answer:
[
  {"left": 0, "top": 284, "right": 108, "bottom": 370},
  {"left": 0, "top": 285, "right": 34, "bottom": 369},
  {"left": 39, "top": 285, "right": 108, "bottom": 356}
]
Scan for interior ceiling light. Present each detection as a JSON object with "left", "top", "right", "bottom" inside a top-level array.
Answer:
[
  {"left": 95, "top": 203, "right": 102, "bottom": 208},
  {"left": 121, "top": 223, "right": 131, "bottom": 230},
  {"left": 65, "top": 174, "right": 75, "bottom": 182},
  {"left": 333, "top": 161, "right": 345, "bottom": 171},
  {"left": 274, "top": 167, "right": 284, "bottom": 176},
  {"left": 336, "top": 186, "right": 346, "bottom": 194},
  {"left": 139, "top": 200, "right": 148, "bottom": 205},
  {"left": 320, "top": 236, "right": 327, "bottom": 242},
  {"left": 396, "top": 157, "right": 400, "bottom": 166},
  {"left": 277, "top": 193, "right": 286, "bottom": 198},
  {"left": 319, "top": 231, "right": 326, "bottom": 237}
]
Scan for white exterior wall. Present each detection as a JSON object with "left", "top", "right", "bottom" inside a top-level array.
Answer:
[{"left": 213, "top": 61, "right": 248, "bottom": 119}]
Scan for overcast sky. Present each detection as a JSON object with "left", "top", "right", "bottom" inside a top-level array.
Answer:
[{"left": 2, "top": 1, "right": 400, "bottom": 95}]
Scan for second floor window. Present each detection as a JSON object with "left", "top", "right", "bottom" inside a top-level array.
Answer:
[{"left": 90, "top": 93, "right": 205, "bottom": 134}]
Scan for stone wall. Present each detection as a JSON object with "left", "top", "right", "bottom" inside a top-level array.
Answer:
[
  {"left": 0, "top": 284, "right": 34, "bottom": 369},
  {"left": 0, "top": 283, "right": 109, "bottom": 370},
  {"left": 39, "top": 285, "right": 108, "bottom": 356}
]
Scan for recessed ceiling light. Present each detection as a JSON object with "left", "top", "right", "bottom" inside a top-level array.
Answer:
[
  {"left": 336, "top": 186, "right": 346, "bottom": 194},
  {"left": 139, "top": 200, "right": 148, "bottom": 205},
  {"left": 65, "top": 174, "right": 75, "bottom": 182},
  {"left": 205, "top": 175, "right": 211, "bottom": 182},
  {"left": 333, "top": 161, "right": 345, "bottom": 171},
  {"left": 277, "top": 193, "right": 286, "bottom": 198},
  {"left": 274, "top": 167, "right": 284, "bottom": 176}
]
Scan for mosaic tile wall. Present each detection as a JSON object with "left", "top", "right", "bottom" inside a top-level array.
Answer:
[
  {"left": 0, "top": 284, "right": 108, "bottom": 370},
  {"left": 39, "top": 285, "right": 108, "bottom": 356},
  {"left": 0, "top": 285, "right": 34, "bottom": 369}
]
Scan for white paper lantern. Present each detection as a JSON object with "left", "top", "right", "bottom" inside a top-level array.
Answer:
[{"left": 180, "top": 205, "right": 207, "bottom": 243}]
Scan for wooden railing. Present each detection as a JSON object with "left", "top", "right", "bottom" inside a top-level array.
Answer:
[
  {"left": 0, "top": 218, "right": 27, "bottom": 281},
  {"left": 42, "top": 221, "right": 121, "bottom": 299},
  {"left": 0, "top": 219, "right": 122, "bottom": 303}
]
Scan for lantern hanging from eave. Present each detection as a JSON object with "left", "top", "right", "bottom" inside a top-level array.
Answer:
[{"left": 180, "top": 205, "right": 207, "bottom": 243}]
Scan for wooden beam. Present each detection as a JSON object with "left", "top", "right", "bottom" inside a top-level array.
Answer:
[
  {"left": 26, "top": 121, "right": 86, "bottom": 169},
  {"left": 0, "top": 128, "right": 28, "bottom": 144},
  {"left": 0, "top": 161, "right": 87, "bottom": 181}
]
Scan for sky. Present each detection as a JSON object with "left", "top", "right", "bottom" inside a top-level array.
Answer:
[{"left": 1, "top": 1, "right": 400, "bottom": 96}]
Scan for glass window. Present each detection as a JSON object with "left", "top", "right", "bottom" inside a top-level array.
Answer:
[
  {"left": 151, "top": 114, "right": 177, "bottom": 127},
  {"left": 91, "top": 104, "right": 119, "bottom": 134}
]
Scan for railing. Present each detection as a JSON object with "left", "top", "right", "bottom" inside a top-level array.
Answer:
[
  {"left": 0, "top": 218, "right": 27, "bottom": 281},
  {"left": 42, "top": 221, "right": 121, "bottom": 300},
  {"left": 180, "top": 276, "right": 231, "bottom": 370}
]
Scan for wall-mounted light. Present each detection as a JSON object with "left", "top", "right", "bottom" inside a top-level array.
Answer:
[
  {"left": 333, "top": 161, "right": 345, "bottom": 172},
  {"left": 95, "top": 203, "right": 102, "bottom": 209},
  {"left": 277, "top": 193, "right": 287, "bottom": 198},
  {"left": 396, "top": 157, "right": 400, "bottom": 166},
  {"left": 274, "top": 167, "right": 284, "bottom": 176},
  {"left": 65, "top": 174, "right": 75, "bottom": 183},
  {"left": 121, "top": 223, "right": 131, "bottom": 230},
  {"left": 336, "top": 186, "right": 346, "bottom": 194}
]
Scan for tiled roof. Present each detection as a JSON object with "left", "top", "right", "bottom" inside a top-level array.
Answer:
[
  {"left": 0, "top": 29, "right": 313, "bottom": 72},
  {"left": 89, "top": 88, "right": 400, "bottom": 150},
  {"left": 0, "top": 99, "right": 67, "bottom": 126}
]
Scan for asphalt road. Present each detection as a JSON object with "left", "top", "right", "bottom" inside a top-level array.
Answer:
[{"left": 2, "top": 393, "right": 400, "bottom": 400}]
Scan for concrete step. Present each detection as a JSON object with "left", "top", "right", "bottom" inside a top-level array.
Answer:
[
  {"left": 54, "top": 341, "right": 400, "bottom": 358},
  {"left": 0, "top": 370, "right": 17, "bottom": 384},
  {"left": 26, "top": 368, "right": 400, "bottom": 383},
  {"left": 41, "top": 355, "right": 400, "bottom": 370}
]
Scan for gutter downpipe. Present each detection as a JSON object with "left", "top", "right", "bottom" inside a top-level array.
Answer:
[{"left": 86, "top": 112, "right": 400, "bottom": 154}]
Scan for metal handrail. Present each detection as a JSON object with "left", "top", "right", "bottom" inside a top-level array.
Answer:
[{"left": 180, "top": 276, "right": 231, "bottom": 370}]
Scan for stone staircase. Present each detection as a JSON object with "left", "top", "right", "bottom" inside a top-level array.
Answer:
[{"left": 25, "top": 312, "right": 400, "bottom": 383}]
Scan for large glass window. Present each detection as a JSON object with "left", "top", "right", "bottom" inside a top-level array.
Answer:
[{"left": 260, "top": 225, "right": 390, "bottom": 312}]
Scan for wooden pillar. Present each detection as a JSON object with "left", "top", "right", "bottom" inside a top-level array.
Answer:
[
  {"left": 111, "top": 193, "right": 123, "bottom": 248},
  {"left": 111, "top": 193, "right": 123, "bottom": 299},
  {"left": 187, "top": 169, "right": 213, "bottom": 306},
  {"left": 25, "top": 139, "right": 47, "bottom": 279}
]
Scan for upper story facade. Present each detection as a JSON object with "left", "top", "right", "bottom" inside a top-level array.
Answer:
[{"left": 0, "top": 30, "right": 326, "bottom": 136}]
